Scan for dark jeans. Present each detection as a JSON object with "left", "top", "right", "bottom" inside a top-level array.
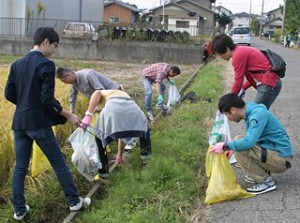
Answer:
[
  {"left": 13, "top": 127, "right": 80, "bottom": 214},
  {"left": 95, "top": 127, "right": 152, "bottom": 171},
  {"left": 254, "top": 80, "right": 282, "bottom": 109}
]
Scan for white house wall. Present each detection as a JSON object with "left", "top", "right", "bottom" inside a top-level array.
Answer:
[
  {"left": 232, "top": 17, "right": 250, "bottom": 27},
  {"left": 168, "top": 18, "right": 198, "bottom": 36},
  {"left": 0, "top": 0, "right": 25, "bottom": 35}
]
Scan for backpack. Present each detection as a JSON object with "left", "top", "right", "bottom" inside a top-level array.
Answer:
[{"left": 260, "top": 49, "right": 286, "bottom": 78}]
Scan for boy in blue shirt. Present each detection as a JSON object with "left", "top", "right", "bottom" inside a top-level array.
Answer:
[{"left": 210, "top": 93, "right": 293, "bottom": 195}]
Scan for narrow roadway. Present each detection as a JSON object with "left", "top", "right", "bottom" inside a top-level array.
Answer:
[{"left": 202, "top": 37, "right": 300, "bottom": 223}]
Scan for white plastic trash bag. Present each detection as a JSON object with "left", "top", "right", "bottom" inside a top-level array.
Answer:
[
  {"left": 209, "top": 111, "right": 236, "bottom": 164},
  {"left": 69, "top": 127, "right": 102, "bottom": 181},
  {"left": 167, "top": 84, "right": 181, "bottom": 107}
]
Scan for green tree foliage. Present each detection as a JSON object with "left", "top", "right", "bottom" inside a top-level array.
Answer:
[
  {"left": 218, "top": 12, "right": 232, "bottom": 28},
  {"left": 37, "top": 1, "right": 46, "bottom": 18},
  {"left": 285, "top": 0, "right": 300, "bottom": 34},
  {"left": 251, "top": 17, "right": 259, "bottom": 36}
]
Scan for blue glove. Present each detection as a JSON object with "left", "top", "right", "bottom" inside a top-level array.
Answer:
[
  {"left": 157, "top": 94, "right": 163, "bottom": 104},
  {"left": 169, "top": 79, "right": 175, "bottom": 86}
]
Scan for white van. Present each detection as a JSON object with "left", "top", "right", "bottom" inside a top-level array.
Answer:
[{"left": 231, "top": 26, "right": 251, "bottom": 46}]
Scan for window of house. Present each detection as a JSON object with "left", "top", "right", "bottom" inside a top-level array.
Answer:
[
  {"left": 176, "top": 21, "right": 189, "bottom": 28},
  {"left": 109, "top": 16, "right": 120, "bottom": 23}
]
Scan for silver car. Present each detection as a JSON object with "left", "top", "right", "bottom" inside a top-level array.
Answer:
[{"left": 231, "top": 27, "right": 251, "bottom": 46}]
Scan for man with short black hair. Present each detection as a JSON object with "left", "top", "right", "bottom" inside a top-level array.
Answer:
[
  {"left": 209, "top": 93, "right": 293, "bottom": 195},
  {"left": 5, "top": 27, "right": 91, "bottom": 221}
]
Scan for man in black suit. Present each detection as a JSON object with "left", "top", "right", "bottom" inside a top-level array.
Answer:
[{"left": 5, "top": 27, "right": 91, "bottom": 221}]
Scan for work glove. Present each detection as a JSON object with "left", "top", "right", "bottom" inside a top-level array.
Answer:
[
  {"left": 168, "top": 79, "right": 176, "bottom": 86},
  {"left": 238, "top": 88, "right": 245, "bottom": 99},
  {"left": 209, "top": 142, "right": 225, "bottom": 154},
  {"left": 81, "top": 113, "right": 93, "bottom": 129},
  {"left": 157, "top": 94, "right": 164, "bottom": 104}
]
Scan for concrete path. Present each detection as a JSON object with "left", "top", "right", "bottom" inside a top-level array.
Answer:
[{"left": 199, "top": 37, "right": 300, "bottom": 223}]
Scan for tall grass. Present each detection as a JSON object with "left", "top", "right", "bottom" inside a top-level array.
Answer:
[{"left": 0, "top": 66, "right": 15, "bottom": 203}]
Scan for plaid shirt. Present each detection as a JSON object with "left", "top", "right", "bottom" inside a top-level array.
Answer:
[{"left": 142, "top": 63, "right": 170, "bottom": 83}]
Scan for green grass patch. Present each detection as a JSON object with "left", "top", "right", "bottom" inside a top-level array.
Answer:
[{"left": 76, "top": 62, "right": 224, "bottom": 223}]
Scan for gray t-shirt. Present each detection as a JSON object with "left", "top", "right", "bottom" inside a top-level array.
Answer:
[{"left": 69, "top": 69, "right": 120, "bottom": 111}]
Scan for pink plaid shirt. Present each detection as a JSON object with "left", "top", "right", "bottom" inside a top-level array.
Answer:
[{"left": 142, "top": 63, "right": 170, "bottom": 83}]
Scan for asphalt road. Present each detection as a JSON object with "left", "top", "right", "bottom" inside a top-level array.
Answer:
[{"left": 202, "top": 37, "right": 300, "bottom": 223}]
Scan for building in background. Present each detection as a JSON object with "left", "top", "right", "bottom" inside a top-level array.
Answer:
[
  {"left": 231, "top": 11, "right": 252, "bottom": 27},
  {"left": 0, "top": 0, "right": 104, "bottom": 36},
  {"left": 149, "top": 0, "right": 216, "bottom": 36},
  {"left": 104, "top": 1, "right": 141, "bottom": 26},
  {"left": 262, "top": 6, "right": 283, "bottom": 34}
]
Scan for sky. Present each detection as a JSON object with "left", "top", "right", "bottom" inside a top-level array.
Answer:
[{"left": 123, "top": 0, "right": 285, "bottom": 15}]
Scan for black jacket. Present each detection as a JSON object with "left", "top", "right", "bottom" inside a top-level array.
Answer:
[{"left": 5, "top": 51, "right": 64, "bottom": 130}]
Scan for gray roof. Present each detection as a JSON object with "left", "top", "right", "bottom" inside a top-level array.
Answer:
[
  {"left": 104, "top": 1, "right": 141, "bottom": 13},
  {"left": 150, "top": 0, "right": 214, "bottom": 13}
]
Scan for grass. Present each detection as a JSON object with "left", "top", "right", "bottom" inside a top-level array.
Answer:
[
  {"left": 76, "top": 63, "right": 224, "bottom": 223},
  {"left": 0, "top": 56, "right": 224, "bottom": 222}
]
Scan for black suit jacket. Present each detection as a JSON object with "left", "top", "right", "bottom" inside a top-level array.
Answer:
[{"left": 5, "top": 51, "right": 65, "bottom": 130}]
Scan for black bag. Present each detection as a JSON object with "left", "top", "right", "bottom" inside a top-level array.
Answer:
[{"left": 261, "top": 49, "right": 286, "bottom": 78}]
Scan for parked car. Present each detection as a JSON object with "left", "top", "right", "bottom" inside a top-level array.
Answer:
[
  {"left": 262, "top": 30, "right": 275, "bottom": 38},
  {"left": 231, "top": 26, "right": 251, "bottom": 46},
  {"left": 62, "top": 22, "right": 99, "bottom": 41}
]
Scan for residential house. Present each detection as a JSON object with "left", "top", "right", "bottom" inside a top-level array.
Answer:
[
  {"left": 103, "top": 1, "right": 141, "bottom": 27},
  {"left": 0, "top": 0, "right": 104, "bottom": 36},
  {"left": 149, "top": 0, "right": 216, "bottom": 36},
  {"left": 262, "top": 6, "right": 283, "bottom": 33},
  {"left": 231, "top": 11, "right": 252, "bottom": 28}
]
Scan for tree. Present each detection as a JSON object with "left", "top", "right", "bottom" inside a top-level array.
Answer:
[
  {"left": 218, "top": 12, "right": 232, "bottom": 29},
  {"left": 250, "top": 17, "right": 259, "bottom": 36},
  {"left": 37, "top": 1, "right": 46, "bottom": 19},
  {"left": 285, "top": 0, "right": 300, "bottom": 34}
]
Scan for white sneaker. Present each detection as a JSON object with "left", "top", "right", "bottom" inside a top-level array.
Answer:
[
  {"left": 13, "top": 205, "right": 29, "bottom": 221},
  {"left": 246, "top": 177, "right": 276, "bottom": 195},
  {"left": 125, "top": 143, "right": 134, "bottom": 151},
  {"left": 70, "top": 197, "right": 91, "bottom": 211}
]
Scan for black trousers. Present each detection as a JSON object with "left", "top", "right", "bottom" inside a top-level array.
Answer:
[{"left": 95, "top": 127, "right": 152, "bottom": 172}]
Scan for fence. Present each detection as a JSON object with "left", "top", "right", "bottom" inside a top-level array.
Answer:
[{"left": 0, "top": 17, "right": 214, "bottom": 39}]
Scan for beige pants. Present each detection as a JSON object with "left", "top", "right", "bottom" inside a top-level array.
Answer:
[{"left": 233, "top": 135, "right": 292, "bottom": 183}]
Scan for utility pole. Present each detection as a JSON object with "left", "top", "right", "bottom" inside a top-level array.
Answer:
[
  {"left": 258, "top": 0, "right": 264, "bottom": 38},
  {"left": 281, "top": 0, "right": 288, "bottom": 44},
  {"left": 249, "top": 0, "right": 252, "bottom": 28}
]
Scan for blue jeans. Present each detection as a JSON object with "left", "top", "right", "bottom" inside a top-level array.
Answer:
[
  {"left": 253, "top": 80, "right": 282, "bottom": 109},
  {"left": 141, "top": 76, "right": 166, "bottom": 112},
  {"left": 12, "top": 127, "right": 80, "bottom": 214}
]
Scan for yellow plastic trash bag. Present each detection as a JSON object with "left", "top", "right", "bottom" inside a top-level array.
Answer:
[
  {"left": 205, "top": 150, "right": 255, "bottom": 204},
  {"left": 31, "top": 127, "right": 57, "bottom": 177}
]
